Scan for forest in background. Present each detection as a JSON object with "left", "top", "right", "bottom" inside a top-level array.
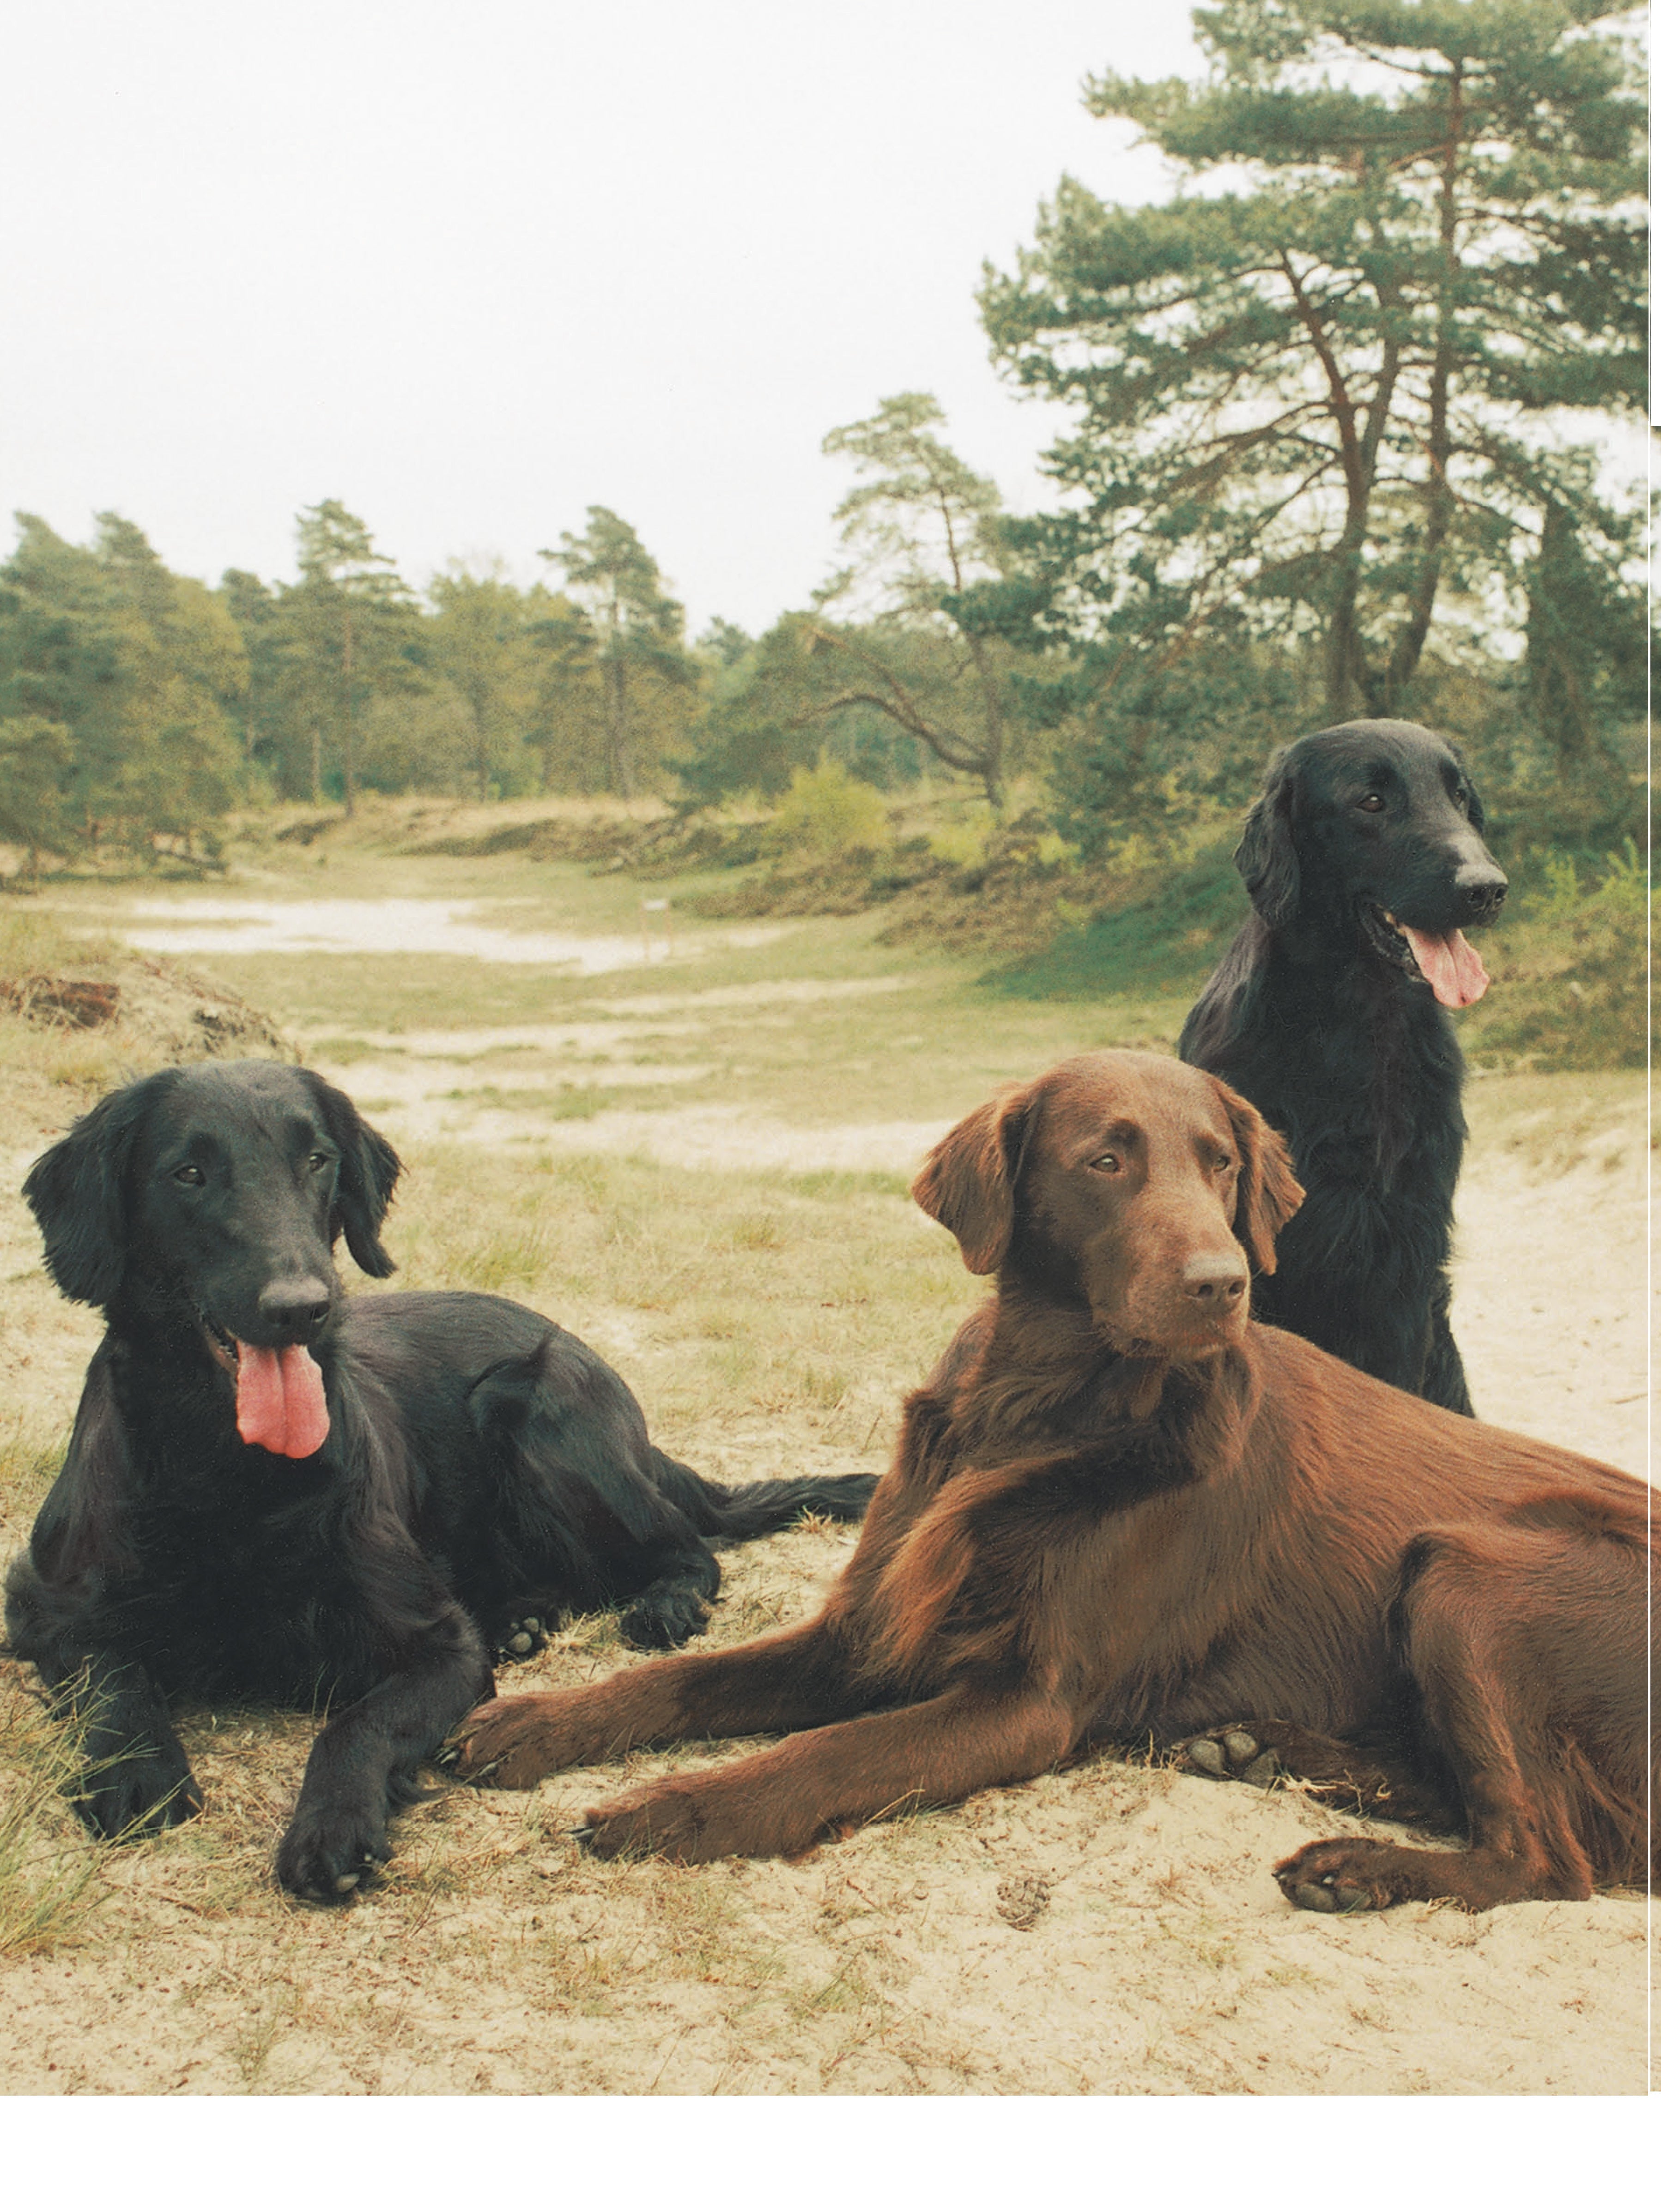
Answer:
[{"left": 0, "top": 2, "right": 1645, "bottom": 1058}]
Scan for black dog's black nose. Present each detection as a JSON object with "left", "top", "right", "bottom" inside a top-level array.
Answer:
[
  {"left": 1455, "top": 869, "right": 1507, "bottom": 921},
  {"left": 258, "top": 1279, "right": 333, "bottom": 1340},
  {"left": 1183, "top": 1254, "right": 1249, "bottom": 1306}
]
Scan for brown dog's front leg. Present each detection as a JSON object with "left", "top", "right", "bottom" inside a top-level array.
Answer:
[
  {"left": 577, "top": 1686, "right": 1077, "bottom": 1863},
  {"left": 449, "top": 1614, "right": 855, "bottom": 1788}
]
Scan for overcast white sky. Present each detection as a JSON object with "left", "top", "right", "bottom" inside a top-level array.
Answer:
[{"left": 0, "top": 2, "right": 1203, "bottom": 635}]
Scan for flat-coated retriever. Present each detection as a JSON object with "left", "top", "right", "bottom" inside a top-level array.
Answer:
[
  {"left": 1179, "top": 719, "right": 1507, "bottom": 1413},
  {"left": 452, "top": 1051, "right": 1652, "bottom": 1915},
  {"left": 4, "top": 1060, "right": 873, "bottom": 1900}
]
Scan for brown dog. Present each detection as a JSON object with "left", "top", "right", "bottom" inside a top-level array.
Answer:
[{"left": 451, "top": 1051, "right": 1654, "bottom": 1912}]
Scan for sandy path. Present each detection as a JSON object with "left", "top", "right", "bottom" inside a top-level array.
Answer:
[
  {"left": 1454, "top": 1108, "right": 1648, "bottom": 1475},
  {"left": 113, "top": 895, "right": 793, "bottom": 974}
]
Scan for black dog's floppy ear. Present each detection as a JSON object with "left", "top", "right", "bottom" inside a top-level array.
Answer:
[
  {"left": 23, "top": 1075, "right": 168, "bottom": 1308},
  {"left": 1235, "top": 749, "right": 1299, "bottom": 929},
  {"left": 304, "top": 1070, "right": 402, "bottom": 1278},
  {"left": 912, "top": 1082, "right": 1034, "bottom": 1276},
  {"left": 1215, "top": 1079, "right": 1304, "bottom": 1275},
  {"left": 1450, "top": 743, "right": 1488, "bottom": 833}
]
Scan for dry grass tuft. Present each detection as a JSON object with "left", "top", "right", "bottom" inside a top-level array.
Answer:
[{"left": 0, "top": 1686, "right": 109, "bottom": 1957}]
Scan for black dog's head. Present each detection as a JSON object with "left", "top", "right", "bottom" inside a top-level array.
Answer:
[
  {"left": 1234, "top": 720, "right": 1507, "bottom": 1006},
  {"left": 24, "top": 1062, "right": 401, "bottom": 1455}
]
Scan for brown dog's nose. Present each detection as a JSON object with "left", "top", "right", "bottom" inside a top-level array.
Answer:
[{"left": 1182, "top": 1253, "right": 1248, "bottom": 1308}]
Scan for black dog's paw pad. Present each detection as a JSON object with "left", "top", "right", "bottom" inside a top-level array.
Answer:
[
  {"left": 494, "top": 1616, "right": 550, "bottom": 1662},
  {"left": 1179, "top": 1726, "right": 1280, "bottom": 1788}
]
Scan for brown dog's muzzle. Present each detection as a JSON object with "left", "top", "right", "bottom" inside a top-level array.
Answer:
[{"left": 1083, "top": 1214, "right": 1251, "bottom": 1358}]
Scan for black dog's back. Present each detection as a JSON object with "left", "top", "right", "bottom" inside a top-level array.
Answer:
[
  {"left": 1180, "top": 720, "right": 1506, "bottom": 1413},
  {"left": 368, "top": 1288, "right": 875, "bottom": 1645}
]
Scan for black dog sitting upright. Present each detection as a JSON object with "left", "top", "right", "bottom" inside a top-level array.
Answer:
[
  {"left": 5, "top": 1059, "right": 873, "bottom": 1900},
  {"left": 1179, "top": 719, "right": 1506, "bottom": 1414}
]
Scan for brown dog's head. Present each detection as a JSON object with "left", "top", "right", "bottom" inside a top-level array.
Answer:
[{"left": 911, "top": 1051, "right": 1303, "bottom": 1359}]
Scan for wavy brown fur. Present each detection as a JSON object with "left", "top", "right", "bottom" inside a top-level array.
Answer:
[{"left": 452, "top": 1051, "right": 1654, "bottom": 1916}]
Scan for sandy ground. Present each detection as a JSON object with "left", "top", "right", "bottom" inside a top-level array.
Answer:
[
  {"left": 119, "top": 894, "right": 794, "bottom": 974},
  {"left": 0, "top": 905, "right": 1650, "bottom": 2098}
]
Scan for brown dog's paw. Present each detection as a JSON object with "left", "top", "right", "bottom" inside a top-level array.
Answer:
[
  {"left": 1274, "top": 1837, "right": 1411, "bottom": 1913},
  {"left": 1179, "top": 1723, "right": 1282, "bottom": 1788},
  {"left": 441, "top": 1695, "right": 576, "bottom": 1789},
  {"left": 574, "top": 1779, "right": 720, "bottom": 1864}
]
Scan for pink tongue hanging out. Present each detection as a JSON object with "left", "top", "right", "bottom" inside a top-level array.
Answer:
[
  {"left": 1400, "top": 925, "right": 1490, "bottom": 1009},
  {"left": 236, "top": 1343, "right": 330, "bottom": 1458}
]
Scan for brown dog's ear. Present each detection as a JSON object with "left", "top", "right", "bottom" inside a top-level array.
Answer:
[
  {"left": 912, "top": 1083, "right": 1034, "bottom": 1276},
  {"left": 1217, "top": 1081, "right": 1303, "bottom": 1275}
]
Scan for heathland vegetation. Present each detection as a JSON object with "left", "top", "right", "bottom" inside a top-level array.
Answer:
[{"left": 0, "top": 0, "right": 1645, "bottom": 1058}]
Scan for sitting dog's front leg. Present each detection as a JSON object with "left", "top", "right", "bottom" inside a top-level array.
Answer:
[{"left": 276, "top": 1602, "right": 491, "bottom": 1900}]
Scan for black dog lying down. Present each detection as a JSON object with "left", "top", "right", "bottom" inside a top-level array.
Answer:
[{"left": 4, "top": 1060, "right": 873, "bottom": 1899}]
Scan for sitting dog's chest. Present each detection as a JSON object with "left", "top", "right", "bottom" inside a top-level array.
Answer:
[
  {"left": 1255, "top": 975, "right": 1463, "bottom": 1191},
  {"left": 117, "top": 1472, "right": 391, "bottom": 1702}
]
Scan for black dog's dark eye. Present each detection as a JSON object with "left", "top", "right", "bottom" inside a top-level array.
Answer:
[
  {"left": 1356, "top": 793, "right": 1385, "bottom": 812},
  {"left": 307, "top": 1152, "right": 332, "bottom": 1173},
  {"left": 172, "top": 1164, "right": 205, "bottom": 1187}
]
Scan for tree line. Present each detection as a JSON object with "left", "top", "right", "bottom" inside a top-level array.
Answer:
[{"left": 0, "top": 1, "right": 1643, "bottom": 876}]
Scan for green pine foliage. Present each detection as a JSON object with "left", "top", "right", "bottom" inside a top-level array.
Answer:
[
  {"left": 0, "top": 513, "right": 246, "bottom": 861},
  {"left": 980, "top": 0, "right": 1644, "bottom": 810}
]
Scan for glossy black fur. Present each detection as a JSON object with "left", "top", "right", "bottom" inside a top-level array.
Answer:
[
  {"left": 1179, "top": 720, "right": 1507, "bottom": 1413},
  {"left": 3, "top": 1060, "right": 874, "bottom": 1900}
]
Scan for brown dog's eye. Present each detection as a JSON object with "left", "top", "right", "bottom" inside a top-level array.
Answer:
[
  {"left": 1356, "top": 793, "right": 1385, "bottom": 812},
  {"left": 172, "top": 1164, "right": 205, "bottom": 1187},
  {"left": 1090, "top": 1152, "right": 1122, "bottom": 1174}
]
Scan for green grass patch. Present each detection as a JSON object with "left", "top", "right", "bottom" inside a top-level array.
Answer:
[
  {"left": 1462, "top": 845, "right": 1647, "bottom": 1073},
  {"left": 0, "top": 906, "right": 121, "bottom": 985},
  {"left": 988, "top": 840, "right": 1248, "bottom": 1002},
  {"left": 436, "top": 1082, "right": 704, "bottom": 1119}
]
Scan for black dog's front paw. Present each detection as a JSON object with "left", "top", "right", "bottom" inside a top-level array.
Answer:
[
  {"left": 275, "top": 1800, "right": 392, "bottom": 1903},
  {"left": 618, "top": 1588, "right": 711, "bottom": 1651},
  {"left": 77, "top": 1749, "right": 204, "bottom": 1841}
]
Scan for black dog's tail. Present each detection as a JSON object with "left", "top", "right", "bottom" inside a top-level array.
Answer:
[{"left": 649, "top": 1452, "right": 877, "bottom": 1542}]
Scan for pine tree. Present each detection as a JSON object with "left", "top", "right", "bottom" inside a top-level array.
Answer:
[
  {"left": 289, "top": 500, "right": 418, "bottom": 813},
  {"left": 544, "top": 509, "right": 694, "bottom": 799},
  {"left": 980, "top": 0, "right": 1644, "bottom": 727}
]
